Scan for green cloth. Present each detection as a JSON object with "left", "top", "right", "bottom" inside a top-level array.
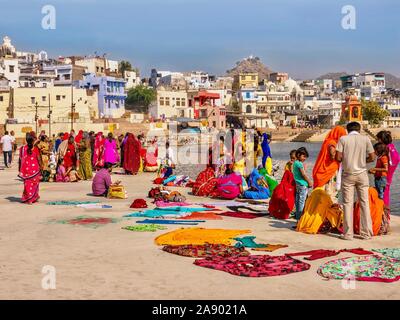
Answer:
[
  {"left": 293, "top": 160, "right": 308, "bottom": 186},
  {"left": 47, "top": 200, "right": 100, "bottom": 206},
  {"left": 78, "top": 141, "right": 93, "bottom": 180},
  {"left": 234, "top": 236, "right": 267, "bottom": 248},
  {"left": 258, "top": 168, "right": 278, "bottom": 193},
  {"left": 373, "top": 248, "right": 400, "bottom": 260},
  {"left": 122, "top": 224, "right": 168, "bottom": 232}
]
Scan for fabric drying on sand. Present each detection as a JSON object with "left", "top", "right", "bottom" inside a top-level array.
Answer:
[
  {"left": 234, "top": 236, "right": 267, "bottom": 248},
  {"left": 196, "top": 201, "right": 264, "bottom": 207},
  {"left": 122, "top": 224, "right": 167, "bottom": 232},
  {"left": 194, "top": 255, "right": 311, "bottom": 277},
  {"left": 47, "top": 200, "right": 100, "bottom": 206},
  {"left": 252, "top": 244, "right": 289, "bottom": 252},
  {"left": 155, "top": 201, "right": 191, "bottom": 207},
  {"left": 53, "top": 216, "right": 118, "bottom": 228},
  {"left": 218, "top": 211, "right": 267, "bottom": 219},
  {"left": 137, "top": 219, "right": 203, "bottom": 225},
  {"left": 155, "top": 228, "right": 251, "bottom": 246},
  {"left": 178, "top": 211, "right": 223, "bottom": 220},
  {"left": 76, "top": 203, "right": 112, "bottom": 209},
  {"left": 124, "top": 207, "right": 212, "bottom": 218},
  {"left": 372, "top": 248, "right": 400, "bottom": 260},
  {"left": 318, "top": 255, "right": 400, "bottom": 283},
  {"left": 162, "top": 244, "right": 250, "bottom": 258},
  {"left": 286, "top": 248, "right": 373, "bottom": 261}
]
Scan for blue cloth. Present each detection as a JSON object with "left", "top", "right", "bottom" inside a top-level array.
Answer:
[
  {"left": 124, "top": 207, "right": 212, "bottom": 218},
  {"left": 163, "top": 175, "right": 176, "bottom": 185},
  {"left": 54, "top": 138, "right": 62, "bottom": 152},
  {"left": 374, "top": 177, "right": 387, "bottom": 199},
  {"left": 295, "top": 185, "right": 308, "bottom": 220},
  {"left": 261, "top": 133, "right": 271, "bottom": 167},
  {"left": 243, "top": 169, "right": 270, "bottom": 199},
  {"left": 136, "top": 219, "right": 203, "bottom": 225}
]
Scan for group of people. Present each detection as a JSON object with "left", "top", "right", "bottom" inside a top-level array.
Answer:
[
  {"left": 16, "top": 129, "right": 160, "bottom": 203},
  {"left": 0, "top": 130, "right": 17, "bottom": 168}
]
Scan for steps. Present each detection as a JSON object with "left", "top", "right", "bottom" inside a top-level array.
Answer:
[
  {"left": 363, "top": 127, "right": 377, "bottom": 141},
  {"left": 290, "top": 130, "right": 319, "bottom": 142}
]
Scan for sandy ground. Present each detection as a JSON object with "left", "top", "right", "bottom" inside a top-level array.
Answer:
[{"left": 0, "top": 164, "right": 399, "bottom": 300}]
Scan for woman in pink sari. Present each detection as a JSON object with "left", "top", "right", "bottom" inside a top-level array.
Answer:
[
  {"left": 210, "top": 165, "right": 243, "bottom": 200},
  {"left": 377, "top": 131, "right": 399, "bottom": 213},
  {"left": 92, "top": 132, "right": 105, "bottom": 169},
  {"left": 19, "top": 134, "right": 42, "bottom": 204},
  {"left": 104, "top": 133, "right": 119, "bottom": 165}
]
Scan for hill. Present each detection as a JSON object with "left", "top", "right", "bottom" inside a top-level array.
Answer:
[{"left": 226, "top": 56, "right": 273, "bottom": 80}]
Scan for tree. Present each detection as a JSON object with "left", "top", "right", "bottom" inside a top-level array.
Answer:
[
  {"left": 118, "top": 60, "right": 132, "bottom": 76},
  {"left": 361, "top": 99, "right": 389, "bottom": 126},
  {"left": 126, "top": 85, "right": 156, "bottom": 111}
]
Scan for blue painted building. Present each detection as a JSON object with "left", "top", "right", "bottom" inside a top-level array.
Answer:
[{"left": 75, "top": 73, "right": 127, "bottom": 118}]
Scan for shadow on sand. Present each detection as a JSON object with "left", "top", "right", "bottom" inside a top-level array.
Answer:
[{"left": 5, "top": 196, "right": 23, "bottom": 203}]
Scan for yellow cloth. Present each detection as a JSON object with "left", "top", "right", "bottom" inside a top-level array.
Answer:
[
  {"left": 265, "top": 157, "right": 273, "bottom": 175},
  {"left": 154, "top": 227, "right": 251, "bottom": 246},
  {"left": 296, "top": 188, "right": 343, "bottom": 234},
  {"left": 107, "top": 185, "right": 127, "bottom": 199},
  {"left": 139, "top": 157, "right": 144, "bottom": 173},
  {"left": 233, "top": 158, "right": 246, "bottom": 176}
]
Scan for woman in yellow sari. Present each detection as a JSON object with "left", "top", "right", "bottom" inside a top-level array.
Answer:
[
  {"left": 37, "top": 135, "right": 51, "bottom": 172},
  {"left": 77, "top": 132, "right": 93, "bottom": 180}
]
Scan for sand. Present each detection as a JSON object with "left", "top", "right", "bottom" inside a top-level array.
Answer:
[{"left": 0, "top": 165, "right": 399, "bottom": 300}]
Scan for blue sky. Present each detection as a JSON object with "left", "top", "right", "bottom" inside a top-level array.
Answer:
[{"left": 0, "top": 0, "right": 399, "bottom": 79}]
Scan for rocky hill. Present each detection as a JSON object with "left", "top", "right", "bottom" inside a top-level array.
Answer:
[
  {"left": 226, "top": 56, "right": 273, "bottom": 80},
  {"left": 317, "top": 72, "right": 400, "bottom": 89}
]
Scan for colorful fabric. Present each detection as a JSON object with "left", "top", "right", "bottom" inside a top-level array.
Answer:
[
  {"left": 78, "top": 138, "right": 93, "bottom": 180},
  {"left": 286, "top": 248, "right": 373, "bottom": 261},
  {"left": 261, "top": 133, "right": 272, "bottom": 175},
  {"left": 63, "top": 142, "right": 78, "bottom": 170},
  {"left": 269, "top": 170, "right": 296, "bottom": 219},
  {"left": 19, "top": 145, "right": 41, "bottom": 204},
  {"left": 312, "top": 126, "right": 346, "bottom": 188},
  {"left": 296, "top": 188, "right": 343, "bottom": 234},
  {"left": 192, "top": 167, "right": 217, "bottom": 197},
  {"left": 122, "top": 224, "right": 168, "bottom": 232},
  {"left": 163, "top": 244, "right": 250, "bottom": 258},
  {"left": 212, "top": 173, "right": 242, "bottom": 200},
  {"left": 372, "top": 248, "right": 400, "bottom": 260},
  {"left": 130, "top": 198, "right": 148, "bottom": 208},
  {"left": 92, "top": 133, "right": 105, "bottom": 168},
  {"left": 178, "top": 211, "right": 223, "bottom": 220},
  {"left": 293, "top": 160, "right": 308, "bottom": 187},
  {"left": 218, "top": 211, "right": 266, "bottom": 219},
  {"left": 37, "top": 140, "right": 50, "bottom": 171},
  {"left": 104, "top": 138, "right": 119, "bottom": 164},
  {"left": 243, "top": 168, "right": 270, "bottom": 199},
  {"left": 317, "top": 255, "right": 400, "bottom": 283},
  {"left": 92, "top": 168, "right": 112, "bottom": 196},
  {"left": 194, "top": 255, "right": 310, "bottom": 277},
  {"left": 354, "top": 187, "right": 384, "bottom": 236},
  {"left": 144, "top": 141, "right": 158, "bottom": 171},
  {"left": 123, "top": 133, "right": 141, "bottom": 174},
  {"left": 47, "top": 200, "right": 100, "bottom": 206},
  {"left": 252, "top": 244, "right": 289, "bottom": 252},
  {"left": 54, "top": 216, "right": 118, "bottom": 228},
  {"left": 384, "top": 143, "right": 399, "bottom": 207},
  {"left": 234, "top": 236, "right": 267, "bottom": 248},
  {"left": 137, "top": 219, "right": 203, "bottom": 225},
  {"left": 125, "top": 207, "right": 212, "bottom": 219},
  {"left": 258, "top": 169, "right": 279, "bottom": 193},
  {"left": 375, "top": 155, "right": 389, "bottom": 178},
  {"left": 155, "top": 228, "right": 250, "bottom": 246},
  {"left": 155, "top": 201, "right": 191, "bottom": 207}
]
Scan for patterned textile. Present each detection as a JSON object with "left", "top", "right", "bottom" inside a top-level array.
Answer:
[
  {"left": 218, "top": 211, "right": 266, "bottom": 219},
  {"left": 372, "top": 248, "right": 400, "bottom": 260},
  {"left": 194, "top": 255, "right": 311, "bottom": 277},
  {"left": 19, "top": 145, "right": 41, "bottom": 204},
  {"left": 318, "top": 255, "right": 400, "bottom": 283},
  {"left": 163, "top": 244, "right": 250, "bottom": 258},
  {"left": 53, "top": 216, "right": 118, "bottom": 228},
  {"left": 192, "top": 167, "right": 218, "bottom": 197},
  {"left": 125, "top": 207, "right": 212, "bottom": 219},
  {"left": 252, "top": 244, "right": 289, "bottom": 252},
  {"left": 78, "top": 139, "right": 93, "bottom": 180},
  {"left": 47, "top": 200, "right": 100, "bottom": 206},
  {"left": 122, "top": 224, "right": 167, "bottom": 232},
  {"left": 286, "top": 248, "right": 373, "bottom": 261},
  {"left": 155, "top": 228, "right": 251, "bottom": 246}
]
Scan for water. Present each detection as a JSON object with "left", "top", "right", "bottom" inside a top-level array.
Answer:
[{"left": 175, "top": 141, "right": 400, "bottom": 215}]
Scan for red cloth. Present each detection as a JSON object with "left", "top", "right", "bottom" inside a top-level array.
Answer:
[
  {"left": 130, "top": 199, "right": 148, "bottom": 208},
  {"left": 286, "top": 248, "right": 374, "bottom": 261},
  {"left": 192, "top": 167, "right": 217, "bottom": 197},
  {"left": 75, "top": 130, "right": 83, "bottom": 143},
  {"left": 18, "top": 145, "right": 41, "bottom": 204},
  {"left": 63, "top": 142, "right": 77, "bottom": 169},
  {"left": 123, "top": 133, "right": 141, "bottom": 174},
  {"left": 218, "top": 211, "right": 267, "bottom": 219},
  {"left": 269, "top": 170, "right": 296, "bottom": 219},
  {"left": 93, "top": 133, "right": 105, "bottom": 168}
]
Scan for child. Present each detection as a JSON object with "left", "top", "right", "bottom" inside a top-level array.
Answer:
[
  {"left": 369, "top": 142, "right": 389, "bottom": 199},
  {"left": 56, "top": 159, "right": 69, "bottom": 182},
  {"left": 285, "top": 149, "right": 297, "bottom": 172},
  {"left": 292, "top": 147, "right": 312, "bottom": 221}
]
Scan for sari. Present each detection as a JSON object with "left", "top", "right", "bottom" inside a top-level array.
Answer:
[
  {"left": 75, "top": 130, "right": 83, "bottom": 144},
  {"left": 269, "top": 170, "right": 296, "bottom": 219},
  {"left": 123, "top": 133, "right": 141, "bottom": 174},
  {"left": 211, "top": 172, "right": 242, "bottom": 200},
  {"left": 384, "top": 143, "right": 399, "bottom": 208},
  {"left": 56, "top": 165, "right": 70, "bottom": 182},
  {"left": 59, "top": 141, "right": 78, "bottom": 170},
  {"left": 261, "top": 133, "right": 272, "bottom": 175},
  {"left": 144, "top": 140, "right": 158, "bottom": 172},
  {"left": 354, "top": 187, "right": 384, "bottom": 236},
  {"left": 243, "top": 168, "right": 270, "bottom": 199},
  {"left": 78, "top": 138, "right": 93, "bottom": 180},
  {"left": 37, "top": 140, "right": 50, "bottom": 171},
  {"left": 192, "top": 166, "right": 217, "bottom": 196},
  {"left": 93, "top": 133, "right": 105, "bottom": 168},
  {"left": 19, "top": 145, "right": 41, "bottom": 204},
  {"left": 104, "top": 138, "right": 119, "bottom": 165},
  {"left": 312, "top": 126, "right": 346, "bottom": 189}
]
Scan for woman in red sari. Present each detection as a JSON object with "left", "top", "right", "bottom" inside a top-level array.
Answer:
[
  {"left": 123, "top": 133, "right": 141, "bottom": 175},
  {"left": 19, "top": 134, "right": 42, "bottom": 204},
  {"left": 92, "top": 132, "right": 105, "bottom": 169}
]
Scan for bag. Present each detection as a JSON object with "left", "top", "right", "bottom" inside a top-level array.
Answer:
[{"left": 107, "top": 185, "right": 127, "bottom": 199}]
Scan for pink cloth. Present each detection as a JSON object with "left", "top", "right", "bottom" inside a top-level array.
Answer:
[
  {"left": 104, "top": 139, "right": 119, "bottom": 164},
  {"left": 155, "top": 201, "right": 191, "bottom": 207},
  {"left": 384, "top": 143, "right": 399, "bottom": 207},
  {"left": 56, "top": 165, "right": 69, "bottom": 182},
  {"left": 214, "top": 173, "right": 242, "bottom": 200}
]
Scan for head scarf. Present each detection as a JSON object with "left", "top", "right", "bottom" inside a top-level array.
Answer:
[
  {"left": 75, "top": 130, "right": 83, "bottom": 143},
  {"left": 312, "top": 126, "right": 347, "bottom": 188},
  {"left": 63, "top": 133, "right": 69, "bottom": 141}
]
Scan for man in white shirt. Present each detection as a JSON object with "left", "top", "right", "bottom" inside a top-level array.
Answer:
[
  {"left": 336, "top": 122, "right": 375, "bottom": 240},
  {"left": 1, "top": 131, "right": 14, "bottom": 168}
]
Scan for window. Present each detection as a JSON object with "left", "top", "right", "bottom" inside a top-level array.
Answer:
[
  {"left": 251, "top": 76, "right": 256, "bottom": 80},
  {"left": 0, "top": 96, "right": 3, "bottom": 102},
  {"left": 213, "top": 121, "right": 216, "bottom": 127},
  {"left": 62, "top": 95, "right": 66, "bottom": 99},
  {"left": 42, "top": 83, "right": 47, "bottom": 88},
  {"left": 246, "top": 105, "right": 252, "bottom": 113},
  {"left": 176, "top": 98, "right": 181, "bottom": 107},
  {"left": 241, "top": 76, "right": 246, "bottom": 81},
  {"left": 221, "top": 121, "right": 224, "bottom": 127},
  {"left": 159, "top": 97, "right": 164, "bottom": 106},
  {"left": 56, "top": 95, "right": 61, "bottom": 101},
  {"left": 31, "top": 97, "right": 36, "bottom": 104},
  {"left": 64, "top": 74, "right": 71, "bottom": 80},
  {"left": 9, "top": 65, "right": 15, "bottom": 73},
  {"left": 96, "top": 67, "right": 100, "bottom": 72},
  {"left": 42, "top": 96, "right": 46, "bottom": 102},
  {"left": 165, "top": 97, "right": 170, "bottom": 106},
  {"left": 24, "top": 82, "right": 29, "bottom": 87}
]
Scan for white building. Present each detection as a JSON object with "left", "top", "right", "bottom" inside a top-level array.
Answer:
[
  {"left": 0, "top": 57, "right": 19, "bottom": 88},
  {"left": 124, "top": 70, "right": 140, "bottom": 89}
]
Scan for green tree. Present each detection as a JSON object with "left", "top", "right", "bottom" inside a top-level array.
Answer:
[
  {"left": 126, "top": 85, "right": 156, "bottom": 111},
  {"left": 361, "top": 99, "right": 390, "bottom": 125},
  {"left": 118, "top": 60, "right": 132, "bottom": 76}
]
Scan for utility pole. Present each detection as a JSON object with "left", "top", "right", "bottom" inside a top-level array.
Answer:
[
  {"left": 71, "top": 84, "right": 75, "bottom": 131},
  {"left": 47, "top": 93, "right": 52, "bottom": 138},
  {"left": 34, "top": 102, "right": 39, "bottom": 136}
]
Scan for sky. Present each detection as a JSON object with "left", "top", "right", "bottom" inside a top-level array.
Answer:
[{"left": 0, "top": 0, "right": 399, "bottom": 79}]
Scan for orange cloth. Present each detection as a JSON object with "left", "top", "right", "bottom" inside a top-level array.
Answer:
[
  {"left": 178, "top": 212, "right": 223, "bottom": 220},
  {"left": 354, "top": 187, "right": 384, "bottom": 236},
  {"left": 375, "top": 155, "right": 388, "bottom": 177},
  {"left": 312, "top": 126, "right": 347, "bottom": 188},
  {"left": 154, "top": 228, "right": 250, "bottom": 246},
  {"left": 252, "top": 244, "right": 288, "bottom": 252}
]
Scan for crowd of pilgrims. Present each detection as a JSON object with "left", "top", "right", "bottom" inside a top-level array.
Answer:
[{"left": 16, "top": 125, "right": 400, "bottom": 240}]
